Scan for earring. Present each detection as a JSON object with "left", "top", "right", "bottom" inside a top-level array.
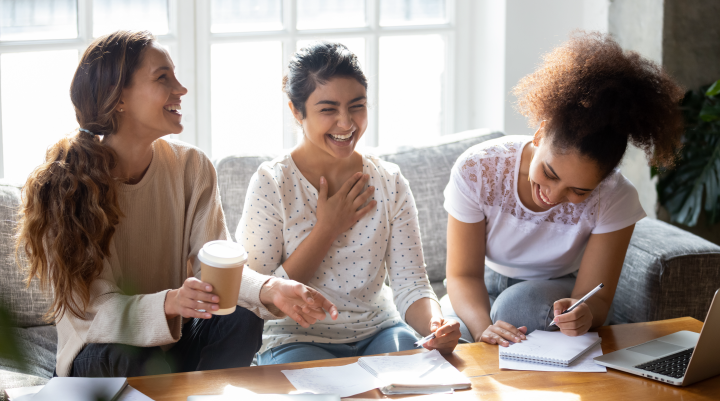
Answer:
[{"left": 119, "top": 108, "right": 124, "bottom": 112}]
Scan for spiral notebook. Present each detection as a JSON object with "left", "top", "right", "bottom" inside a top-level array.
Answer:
[{"left": 499, "top": 330, "right": 602, "bottom": 366}]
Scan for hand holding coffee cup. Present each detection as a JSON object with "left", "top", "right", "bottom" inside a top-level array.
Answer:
[
  {"left": 198, "top": 240, "right": 247, "bottom": 315},
  {"left": 164, "top": 277, "right": 220, "bottom": 320}
]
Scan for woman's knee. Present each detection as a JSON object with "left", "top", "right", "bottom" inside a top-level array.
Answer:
[
  {"left": 490, "top": 280, "right": 572, "bottom": 331},
  {"left": 72, "top": 343, "right": 169, "bottom": 377}
]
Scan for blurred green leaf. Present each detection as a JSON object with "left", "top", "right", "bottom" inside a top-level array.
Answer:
[
  {"left": 0, "top": 300, "right": 27, "bottom": 371},
  {"left": 706, "top": 80, "right": 720, "bottom": 97},
  {"left": 700, "top": 98, "right": 720, "bottom": 122}
]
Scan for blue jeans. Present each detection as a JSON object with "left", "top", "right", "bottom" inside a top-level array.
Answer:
[
  {"left": 70, "top": 306, "right": 264, "bottom": 377},
  {"left": 257, "top": 322, "right": 419, "bottom": 365},
  {"left": 440, "top": 267, "right": 576, "bottom": 342}
]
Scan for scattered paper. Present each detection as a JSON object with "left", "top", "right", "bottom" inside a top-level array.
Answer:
[
  {"left": 8, "top": 385, "right": 153, "bottom": 401},
  {"left": 118, "top": 385, "right": 155, "bottom": 400},
  {"left": 282, "top": 363, "right": 382, "bottom": 397},
  {"left": 499, "top": 343, "right": 607, "bottom": 372}
]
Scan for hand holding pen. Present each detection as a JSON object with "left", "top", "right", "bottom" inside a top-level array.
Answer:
[{"left": 549, "top": 283, "right": 604, "bottom": 336}]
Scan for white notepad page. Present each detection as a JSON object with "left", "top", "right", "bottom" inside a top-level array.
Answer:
[
  {"left": 357, "top": 349, "right": 470, "bottom": 388},
  {"left": 499, "top": 330, "right": 602, "bottom": 366}
]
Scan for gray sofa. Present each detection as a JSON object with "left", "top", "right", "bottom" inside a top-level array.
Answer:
[{"left": 2, "top": 129, "right": 720, "bottom": 398}]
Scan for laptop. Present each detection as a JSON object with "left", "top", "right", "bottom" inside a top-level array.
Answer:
[{"left": 594, "top": 289, "right": 720, "bottom": 386}]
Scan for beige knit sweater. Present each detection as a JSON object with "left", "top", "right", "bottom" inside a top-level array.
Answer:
[{"left": 55, "top": 138, "right": 280, "bottom": 377}]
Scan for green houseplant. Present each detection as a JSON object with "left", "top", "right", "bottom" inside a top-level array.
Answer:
[{"left": 657, "top": 80, "right": 720, "bottom": 227}]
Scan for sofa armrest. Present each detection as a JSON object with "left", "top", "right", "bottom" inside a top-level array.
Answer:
[{"left": 612, "top": 218, "right": 720, "bottom": 324}]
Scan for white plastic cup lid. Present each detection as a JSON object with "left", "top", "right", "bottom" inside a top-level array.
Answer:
[{"left": 197, "top": 240, "right": 247, "bottom": 268}]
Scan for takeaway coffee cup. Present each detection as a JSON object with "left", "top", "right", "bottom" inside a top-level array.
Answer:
[{"left": 197, "top": 240, "right": 247, "bottom": 315}]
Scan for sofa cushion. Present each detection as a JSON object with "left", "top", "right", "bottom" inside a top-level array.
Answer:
[
  {"left": 215, "top": 130, "right": 504, "bottom": 283},
  {"left": 0, "top": 182, "right": 53, "bottom": 328},
  {"left": 0, "top": 325, "right": 56, "bottom": 383},
  {"left": 614, "top": 218, "right": 720, "bottom": 323},
  {"left": 376, "top": 130, "right": 503, "bottom": 282}
]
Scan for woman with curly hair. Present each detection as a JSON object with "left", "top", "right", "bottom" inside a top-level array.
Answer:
[
  {"left": 441, "top": 31, "right": 684, "bottom": 345},
  {"left": 16, "top": 30, "right": 336, "bottom": 378}
]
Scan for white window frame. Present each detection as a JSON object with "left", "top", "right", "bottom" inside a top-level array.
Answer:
[
  {"left": 192, "top": 0, "right": 456, "bottom": 156},
  {"left": 0, "top": 0, "right": 463, "bottom": 177},
  {"left": 0, "top": 0, "right": 186, "bottom": 179}
]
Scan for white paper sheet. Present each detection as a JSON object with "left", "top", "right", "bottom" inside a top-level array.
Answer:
[
  {"left": 8, "top": 385, "right": 153, "bottom": 401},
  {"left": 499, "top": 343, "right": 607, "bottom": 372},
  {"left": 117, "top": 385, "right": 155, "bottom": 401},
  {"left": 281, "top": 363, "right": 383, "bottom": 397}
]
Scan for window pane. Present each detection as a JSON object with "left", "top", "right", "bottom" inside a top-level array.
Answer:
[
  {"left": 93, "top": 0, "right": 168, "bottom": 37},
  {"left": 296, "top": 37, "right": 366, "bottom": 71},
  {"left": 297, "top": 0, "right": 366, "bottom": 30},
  {"left": 0, "top": 0, "right": 77, "bottom": 41},
  {"left": 380, "top": 0, "right": 446, "bottom": 26},
  {"left": 211, "top": 42, "right": 283, "bottom": 160},
  {"left": 379, "top": 35, "right": 444, "bottom": 148},
  {"left": 211, "top": 0, "right": 282, "bottom": 33},
  {"left": 1, "top": 50, "right": 78, "bottom": 183}
]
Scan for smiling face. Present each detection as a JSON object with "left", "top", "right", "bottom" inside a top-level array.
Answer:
[
  {"left": 291, "top": 76, "right": 368, "bottom": 160},
  {"left": 527, "top": 136, "right": 604, "bottom": 210},
  {"left": 117, "top": 42, "right": 187, "bottom": 139}
]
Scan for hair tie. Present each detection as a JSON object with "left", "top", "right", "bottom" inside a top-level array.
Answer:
[{"left": 79, "top": 128, "right": 95, "bottom": 135}]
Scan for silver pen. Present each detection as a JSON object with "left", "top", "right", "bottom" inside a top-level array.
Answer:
[
  {"left": 414, "top": 333, "right": 436, "bottom": 348},
  {"left": 548, "top": 283, "right": 604, "bottom": 328}
]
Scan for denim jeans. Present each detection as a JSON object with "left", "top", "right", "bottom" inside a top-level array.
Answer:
[
  {"left": 257, "top": 322, "right": 419, "bottom": 365},
  {"left": 440, "top": 267, "right": 576, "bottom": 342},
  {"left": 70, "top": 306, "right": 264, "bottom": 377}
]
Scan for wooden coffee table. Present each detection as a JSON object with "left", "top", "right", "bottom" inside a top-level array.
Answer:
[{"left": 128, "top": 317, "right": 720, "bottom": 400}]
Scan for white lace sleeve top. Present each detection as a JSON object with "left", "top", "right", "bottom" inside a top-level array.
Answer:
[
  {"left": 443, "top": 135, "right": 646, "bottom": 280},
  {"left": 237, "top": 152, "right": 437, "bottom": 353}
]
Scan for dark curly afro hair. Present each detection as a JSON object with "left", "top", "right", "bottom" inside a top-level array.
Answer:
[{"left": 513, "top": 31, "right": 685, "bottom": 178}]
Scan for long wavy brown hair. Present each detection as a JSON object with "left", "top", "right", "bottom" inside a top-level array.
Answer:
[{"left": 15, "top": 30, "right": 155, "bottom": 321}]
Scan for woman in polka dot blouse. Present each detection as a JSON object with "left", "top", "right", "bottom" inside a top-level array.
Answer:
[{"left": 237, "top": 42, "right": 461, "bottom": 365}]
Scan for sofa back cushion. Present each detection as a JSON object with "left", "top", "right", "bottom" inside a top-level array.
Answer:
[
  {"left": 216, "top": 129, "right": 503, "bottom": 283},
  {"left": 0, "top": 182, "right": 53, "bottom": 328}
]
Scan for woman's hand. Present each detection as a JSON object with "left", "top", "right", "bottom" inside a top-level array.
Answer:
[
  {"left": 260, "top": 277, "right": 339, "bottom": 327},
  {"left": 316, "top": 173, "right": 376, "bottom": 238},
  {"left": 552, "top": 299, "right": 593, "bottom": 336},
  {"left": 478, "top": 320, "right": 528, "bottom": 347},
  {"left": 423, "top": 317, "right": 462, "bottom": 354},
  {"left": 164, "top": 277, "right": 219, "bottom": 319}
]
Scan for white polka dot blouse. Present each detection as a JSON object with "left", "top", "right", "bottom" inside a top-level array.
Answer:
[{"left": 236, "top": 152, "right": 437, "bottom": 353}]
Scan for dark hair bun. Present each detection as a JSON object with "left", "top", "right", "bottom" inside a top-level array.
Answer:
[{"left": 283, "top": 41, "right": 367, "bottom": 118}]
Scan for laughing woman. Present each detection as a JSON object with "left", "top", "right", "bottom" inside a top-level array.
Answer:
[
  {"left": 441, "top": 32, "right": 684, "bottom": 345},
  {"left": 237, "top": 42, "right": 461, "bottom": 365},
  {"left": 16, "top": 30, "right": 336, "bottom": 378}
]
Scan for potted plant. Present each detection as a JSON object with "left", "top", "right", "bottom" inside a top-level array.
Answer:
[{"left": 657, "top": 80, "right": 720, "bottom": 227}]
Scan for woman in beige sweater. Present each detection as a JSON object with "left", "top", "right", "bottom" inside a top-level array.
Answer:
[{"left": 16, "top": 30, "right": 337, "bottom": 378}]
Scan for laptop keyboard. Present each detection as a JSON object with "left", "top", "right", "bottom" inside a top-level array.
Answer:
[{"left": 635, "top": 348, "right": 694, "bottom": 379}]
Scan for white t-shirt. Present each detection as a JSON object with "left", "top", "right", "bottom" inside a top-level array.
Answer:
[
  {"left": 237, "top": 152, "right": 437, "bottom": 353},
  {"left": 443, "top": 135, "right": 646, "bottom": 280}
]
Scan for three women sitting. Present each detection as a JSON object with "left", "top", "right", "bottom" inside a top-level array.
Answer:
[{"left": 19, "top": 28, "right": 683, "bottom": 377}]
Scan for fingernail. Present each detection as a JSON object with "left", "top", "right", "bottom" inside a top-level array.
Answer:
[
  {"left": 212, "top": 296, "right": 219, "bottom": 302},
  {"left": 515, "top": 337, "right": 520, "bottom": 342},
  {"left": 206, "top": 286, "right": 211, "bottom": 291},
  {"left": 211, "top": 305, "right": 218, "bottom": 310},
  {"left": 306, "top": 297, "right": 314, "bottom": 303},
  {"left": 554, "top": 309, "right": 561, "bottom": 316},
  {"left": 205, "top": 313, "right": 211, "bottom": 318},
  {"left": 521, "top": 334, "right": 527, "bottom": 340},
  {"left": 320, "top": 176, "right": 326, "bottom": 184},
  {"left": 554, "top": 316, "right": 559, "bottom": 322}
]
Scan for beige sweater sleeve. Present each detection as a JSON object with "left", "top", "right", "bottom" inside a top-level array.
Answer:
[{"left": 186, "top": 150, "right": 282, "bottom": 320}]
